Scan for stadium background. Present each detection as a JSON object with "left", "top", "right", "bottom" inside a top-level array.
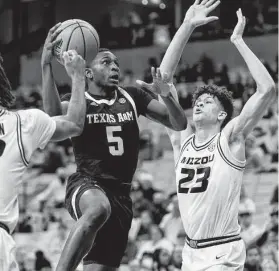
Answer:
[{"left": 0, "top": 0, "right": 278, "bottom": 270}]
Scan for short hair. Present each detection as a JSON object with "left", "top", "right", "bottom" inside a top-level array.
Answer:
[
  {"left": 192, "top": 85, "right": 234, "bottom": 128},
  {"left": 98, "top": 48, "right": 111, "bottom": 53},
  {"left": 0, "top": 54, "right": 15, "bottom": 108}
]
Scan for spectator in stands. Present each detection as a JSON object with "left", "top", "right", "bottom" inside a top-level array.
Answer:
[
  {"left": 160, "top": 194, "right": 184, "bottom": 244},
  {"left": 35, "top": 250, "right": 52, "bottom": 271},
  {"left": 171, "top": 246, "right": 183, "bottom": 270},
  {"left": 240, "top": 185, "right": 256, "bottom": 211},
  {"left": 23, "top": 252, "right": 36, "bottom": 271},
  {"left": 130, "top": 187, "right": 155, "bottom": 218},
  {"left": 244, "top": 134, "right": 270, "bottom": 172},
  {"left": 139, "top": 252, "right": 154, "bottom": 271},
  {"left": 152, "top": 192, "right": 168, "bottom": 225},
  {"left": 239, "top": 197, "right": 263, "bottom": 247},
  {"left": 135, "top": 224, "right": 174, "bottom": 263},
  {"left": 152, "top": 248, "right": 173, "bottom": 271},
  {"left": 129, "top": 210, "right": 155, "bottom": 242},
  {"left": 244, "top": 245, "right": 263, "bottom": 271},
  {"left": 41, "top": 142, "right": 65, "bottom": 173}
]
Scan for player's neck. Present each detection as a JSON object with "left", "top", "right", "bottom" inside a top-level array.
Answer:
[
  {"left": 87, "top": 84, "right": 116, "bottom": 99},
  {"left": 194, "top": 124, "right": 220, "bottom": 143}
]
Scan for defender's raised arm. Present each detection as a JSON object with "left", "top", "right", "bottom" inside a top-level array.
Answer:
[{"left": 227, "top": 9, "right": 276, "bottom": 138}]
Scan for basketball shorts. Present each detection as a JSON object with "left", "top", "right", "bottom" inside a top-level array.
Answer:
[
  {"left": 65, "top": 173, "right": 133, "bottom": 268},
  {"left": 0, "top": 226, "right": 19, "bottom": 271},
  {"left": 182, "top": 238, "right": 246, "bottom": 271}
]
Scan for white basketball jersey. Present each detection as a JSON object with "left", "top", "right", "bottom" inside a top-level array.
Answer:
[
  {"left": 0, "top": 108, "right": 56, "bottom": 233},
  {"left": 175, "top": 132, "right": 246, "bottom": 240}
]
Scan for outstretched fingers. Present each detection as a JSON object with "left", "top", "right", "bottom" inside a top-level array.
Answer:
[{"left": 206, "top": 0, "right": 221, "bottom": 13}]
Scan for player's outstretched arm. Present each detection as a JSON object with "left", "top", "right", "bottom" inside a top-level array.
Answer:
[
  {"left": 41, "top": 23, "right": 68, "bottom": 117},
  {"left": 158, "top": 0, "right": 220, "bottom": 160},
  {"left": 137, "top": 68, "right": 187, "bottom": 131},
  {"left": 160, "top": 0, "right": 220, "bottom": 79},
  {"left": 50, "top": 51, "right": 86, "bottom": 141},
  {"left": 226, "top": 9, "right": 276, "bottom": 139}
]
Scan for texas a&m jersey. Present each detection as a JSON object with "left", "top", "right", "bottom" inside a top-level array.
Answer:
[
  {"left": 62, "top": 86, "right": 153, "bottom": 185},
  {"left": 175, "top": 132, "right": 246, "bottom": 240}
]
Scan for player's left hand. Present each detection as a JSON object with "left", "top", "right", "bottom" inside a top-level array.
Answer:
[
  {"left": 41, "top": 22, "right": 63, "bottom": 66},
  {"left": 184, "top": 0, "right": 220, "bottom": 28},
  {"left": 136, "top": 67, "right": 172, "bottom": 97},
  {"left": 230, "top": 9, "right": 246, "bottom": 43}
]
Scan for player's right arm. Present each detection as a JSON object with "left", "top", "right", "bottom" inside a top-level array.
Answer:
[
  {"left": 50, "top": 50, "right": 86, "bottom": 141},
  {"left": 159, "top": 0, "right": 220, "bottom": 161},
  {"left": 24, "top": 51, "right": 86, "bottom": 157},
  {"left": 41, "top": 23, "right": 69, "bottom": 116}
]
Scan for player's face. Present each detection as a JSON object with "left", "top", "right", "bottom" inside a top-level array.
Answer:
[
  {"left": 91, "top": 51, "right": 120, "bottom": 91},
  {"left": 246, "top": 248, "right": 261, "bottom": 265},
  {"left": 193, "top": 94, "right": 225, "bottom": 127}
]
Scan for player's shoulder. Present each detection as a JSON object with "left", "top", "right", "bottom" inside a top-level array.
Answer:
[
  {"left": 17, "top": 108, "right": 52, "bottom": 131},
  {"left": 17, "top": 108, "right": 48, "bottom": 120}
]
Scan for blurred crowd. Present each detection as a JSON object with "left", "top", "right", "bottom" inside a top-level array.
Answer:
[
  {"left": 99, "top": 0, "right": 278, "bottom": 49},
  {"left": 9, "top": 51, "right": 278, "bottom": 270}
]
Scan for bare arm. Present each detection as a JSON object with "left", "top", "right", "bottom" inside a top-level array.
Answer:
[
  {"left": 158, "top": 0, "right": 220, "bottom": 156},
  {"left": 41, "top": 23, "right": 68, "bottom": 116},
  {"left": 51, "top": 51, "right": 86, "bottom": 141},
  {"left": 160, "top": 0, "right": 220, "bottom": 79},
  {"left": 42, "top": 64, "right": 64, "bottom": 116},
  {"left": 137, "top": 68, "right": 187, "bottom": 131},
  {"left": 225, "top": 9, "right": 276, "bottom": 139}
]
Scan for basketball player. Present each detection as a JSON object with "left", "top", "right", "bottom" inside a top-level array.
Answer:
[
  {"left": 41, "top": 21, "right": 187, "bottom": 271},
  {"left": 0, "top": 46, "right": 87, "bottom": 270},
  {"left": 144, "top": 2, "right": 275, "bottom": 270}
]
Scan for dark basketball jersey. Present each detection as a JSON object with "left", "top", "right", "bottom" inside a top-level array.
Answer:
[{"left": 62, "top": 86, "right": 154, "bottom": 185}]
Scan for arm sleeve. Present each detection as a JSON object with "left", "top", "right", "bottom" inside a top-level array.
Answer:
[
  {"left": 124, "top": 86, "right": 157, "bottom": 116},
  {"left": 19, "top": 109, "right": 56, "bottom": 152}
]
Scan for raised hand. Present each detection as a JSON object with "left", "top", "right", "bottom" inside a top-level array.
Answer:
[
  {"left": 184, "top": 0, "right": 220, "bottom": 28},
  {"left": 231, "top": 8, "right": 246, "bottom": 43},
  {"left": 41, "top": 22, "right": 62, "bottom": 66},
  {"left": 63, "top": 50, "right": 86, "bottom": 79},
  {"left": 136, "top": 67, "right": 172, "bottom": 97}
]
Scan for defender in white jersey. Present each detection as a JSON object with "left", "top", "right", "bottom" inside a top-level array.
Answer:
[
  {"left": 139, "top": 2, "right": 276, "bottom": 270},
  {"left": 0, "top": 38, "right": 87, "bottom": 270}
]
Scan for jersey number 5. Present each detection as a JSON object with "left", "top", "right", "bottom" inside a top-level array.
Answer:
[
  {"left": 0, "top": 139, "right": 6, "bottom": 157},
  {"left": 106, "top": 126, "right": 124, "bottom": 156},
  {"left": 178, "top": 167, "right": 210, "bottom": 194}
]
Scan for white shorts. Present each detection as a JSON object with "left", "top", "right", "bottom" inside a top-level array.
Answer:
[
  {"left": 0, "top": 228, "right": 19, "bottom": 271},
  {"left": 182, "top": 239, "right": 246, "bottom": 271}
]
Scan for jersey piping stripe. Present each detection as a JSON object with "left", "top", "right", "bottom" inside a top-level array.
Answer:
[
  {"left": 191, "top": 134, "right": 218, "bottom": 151},
  {"left": 71, "top": 185, "right": 81, "bottom": 220},
  {"left": 15, "top": 113, "right": 29, "bottom": 167},
  {"left": 217, "top": 137, "right": 245, "bottom": 171},
  {"left": 175, "top": 136, "right": 193, "bottom": 169},
  {"left": 85, "top": 91, "right": 117, "bottom": 105},
  {"left": 118, "top": 88, "right": 139, "bottom": 126},
  {"left": 0, "top": 109, "right": 5, "bottom": 117}
]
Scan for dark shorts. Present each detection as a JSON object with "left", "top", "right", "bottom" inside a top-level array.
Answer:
[{"left": 65, "top": 172, "right": 133, "bottom": 268}]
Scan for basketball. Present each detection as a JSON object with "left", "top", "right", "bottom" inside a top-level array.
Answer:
[{"left": 53, "top": 19, "right": 100, "bottom": 64}]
